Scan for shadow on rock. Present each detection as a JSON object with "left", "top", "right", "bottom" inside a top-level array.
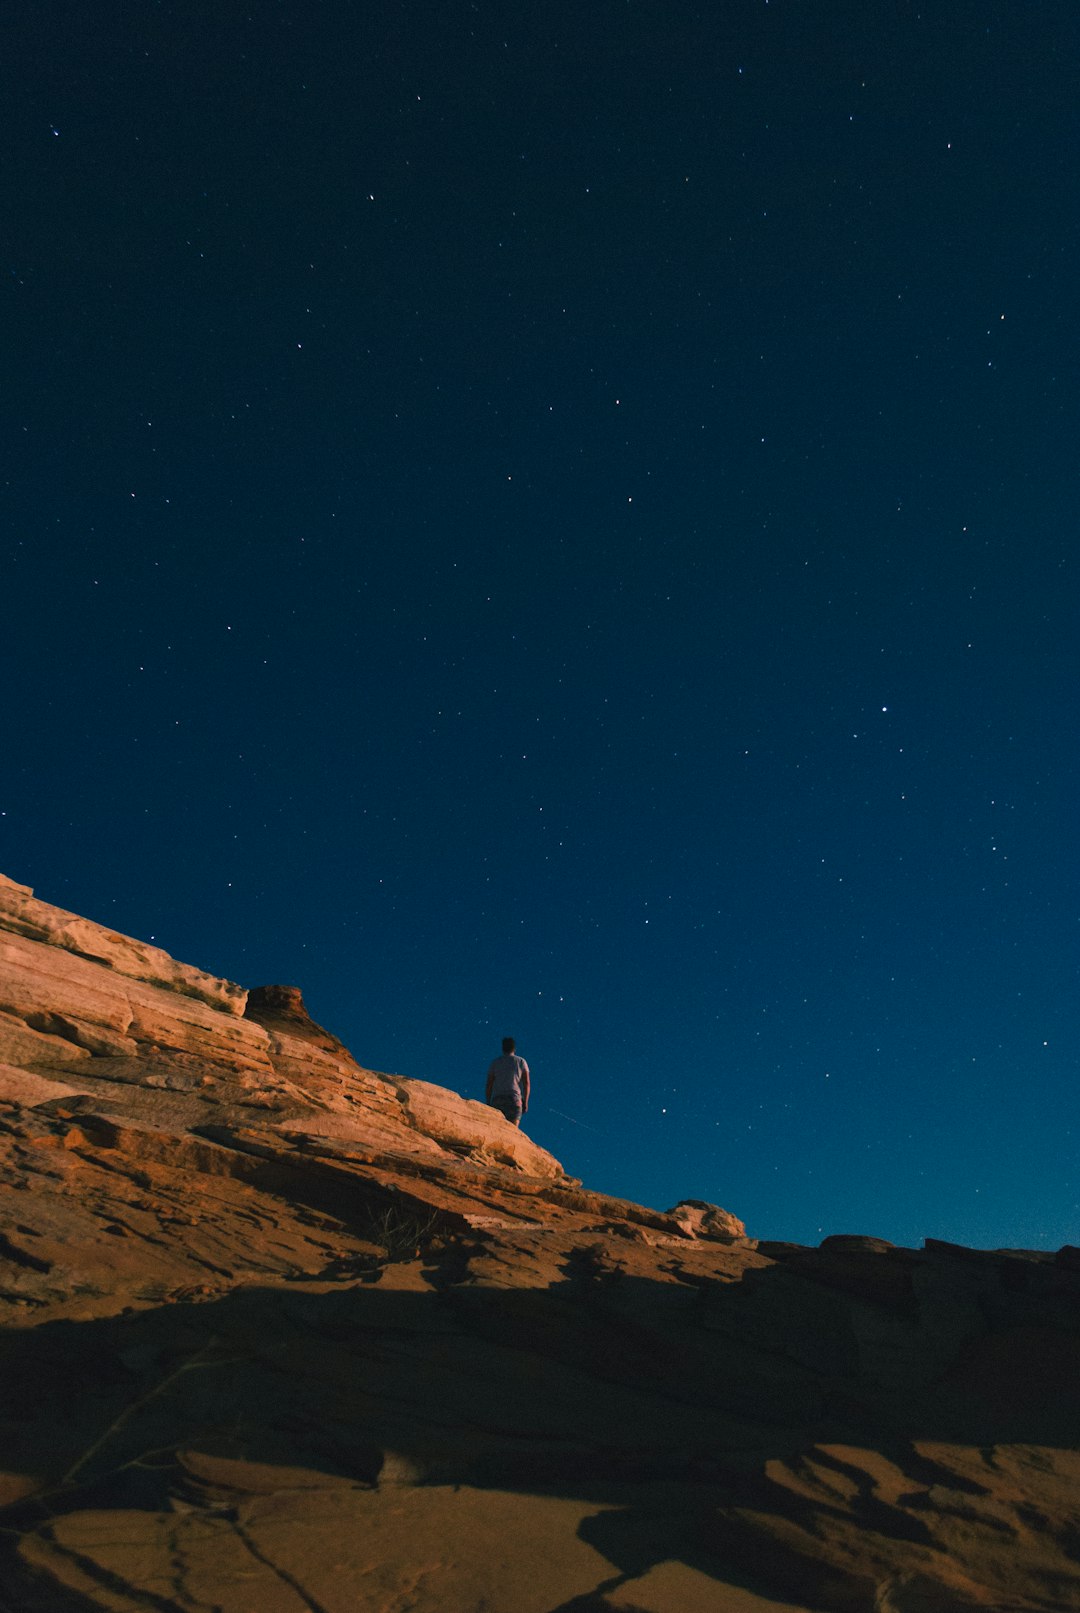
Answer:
[{"left": 3, "top": 1243, "right": 1080, "bottom": 1609}]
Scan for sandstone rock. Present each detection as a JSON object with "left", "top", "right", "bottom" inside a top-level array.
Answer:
[
  {"left": 388, "top": 1074, "right": 566, "bottom": 1178},
  {"left": 0, "top": 874, "right": 245, "bottom": 1013},
  {"left": 1, "top": 869, "right": 1077, "bottom": 1612},
  {"left": 667, "top": 1198, "right": 746, "bottom": 1241},
  {"left": 818, "top": 1233, "right": 896, "bottom": 1253},
  {"left": 0, "top": 929, "right": 272, "bottom": 1070},
  {"left": 0, "top": 1005, "right": 93, "bottom": 1065},
  {"left": 755, "top": 1240, "right": 807, "bottom": 1260},
  {"left": 720, "top": 1442, "right": 1080, "bottom": 1613},
  {"left": 0, "top": 1062, "right": 89, "bottom": 1108},
  {"left": 244, "top": 982, "right": 350, "bottom": 1053}
]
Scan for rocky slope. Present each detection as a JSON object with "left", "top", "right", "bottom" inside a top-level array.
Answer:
[{"left": 1, "top": 871, "right": 1079, "bottom": 1612}]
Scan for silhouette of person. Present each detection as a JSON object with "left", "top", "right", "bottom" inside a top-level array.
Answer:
[{"left": 485, "top": 1036, "right": 530, "bottom": 1127}]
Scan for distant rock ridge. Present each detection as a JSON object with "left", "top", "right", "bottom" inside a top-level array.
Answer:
[{"left": 2, "top": 870, "right": 1079, "bottom": 1612}]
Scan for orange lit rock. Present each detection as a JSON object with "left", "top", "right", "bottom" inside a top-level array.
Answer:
[{"left": 0, "top": 870, "right": 1076, "bottom": 1613}]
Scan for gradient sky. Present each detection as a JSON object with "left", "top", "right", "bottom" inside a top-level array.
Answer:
[{"left": 4, "top": 1, "right": 1076, "bottom": 1249}]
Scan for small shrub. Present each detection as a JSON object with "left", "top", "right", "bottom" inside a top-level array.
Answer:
[{"left": 365, "top": 1204, "right": 442, "bottom": 1263}]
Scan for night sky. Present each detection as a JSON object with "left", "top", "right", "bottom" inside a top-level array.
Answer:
[{"left": 4, "top": 2, "right": 1077, "bottom": 1249}]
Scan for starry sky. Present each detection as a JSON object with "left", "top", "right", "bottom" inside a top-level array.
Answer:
[{"left": 4, "top": 1, "right": 1077, "bottom": 1249}]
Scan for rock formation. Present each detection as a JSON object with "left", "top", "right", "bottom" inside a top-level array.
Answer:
[{"left": 1, "top": 870, "right": 1079, "bottom": 1611}]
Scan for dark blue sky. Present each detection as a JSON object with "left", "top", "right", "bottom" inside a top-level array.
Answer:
[{"left": 4, "top": 1, "right": 1076, "bottom": 1248}]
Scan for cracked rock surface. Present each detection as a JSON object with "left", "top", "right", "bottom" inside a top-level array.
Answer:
[{"left": 1, "top": 872, "right": 1079, "bottom": 1612}]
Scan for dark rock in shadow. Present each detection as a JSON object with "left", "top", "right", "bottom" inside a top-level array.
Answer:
[{"left": 3, "top": 1246, "right": 1080, "bottom": 1609}]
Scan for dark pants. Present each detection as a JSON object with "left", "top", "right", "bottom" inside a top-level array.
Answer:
[{"left": 490, "top": 1096, "right": 522, "bottom": 1127}]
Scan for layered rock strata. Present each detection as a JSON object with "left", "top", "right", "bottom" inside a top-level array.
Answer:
[{"left": 1, "top": 872, "right": 1079, "bottom": 1612}]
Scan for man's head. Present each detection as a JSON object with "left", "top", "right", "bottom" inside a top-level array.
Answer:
[{"left": 502, "top": 1036, "right": 515, "bottom": 1054}]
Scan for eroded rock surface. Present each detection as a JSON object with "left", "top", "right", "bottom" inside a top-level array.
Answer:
[{"left": 1, "top": 872, "right": 1078, "bottom": 1612}]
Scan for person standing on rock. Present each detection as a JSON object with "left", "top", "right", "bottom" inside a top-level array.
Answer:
[{"left": 485, "top": 1036, "right": 530, "bottom": 1127}]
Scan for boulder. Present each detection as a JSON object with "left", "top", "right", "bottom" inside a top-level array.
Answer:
[{"left": 667, "top": 1198, "right": 746, "bottom": 1242}]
